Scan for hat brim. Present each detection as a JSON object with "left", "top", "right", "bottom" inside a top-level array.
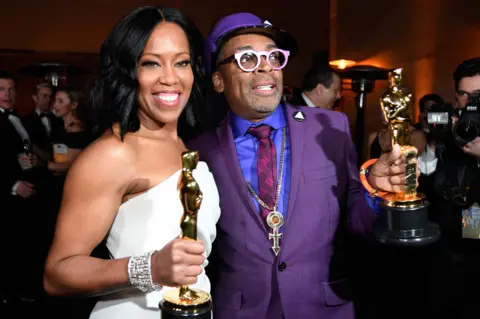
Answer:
[{"left": 215, "top": 25, "right": 298, "bottom": 63}]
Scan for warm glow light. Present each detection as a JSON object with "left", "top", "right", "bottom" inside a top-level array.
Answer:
[{"left": 329, "top": 59, "right": 356, "bottom": 69}]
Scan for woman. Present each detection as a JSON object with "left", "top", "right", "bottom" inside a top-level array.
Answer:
[
  {"left": 43, "top": 6, "right": 220, "bottom": 319},
  {"left": 49, "top": 87, "right": 91, "bottom": 174},
  {"left": 367, "top": 126, "right": 393, "bottom": 159},
  {"left": 45, "top": 87, "right": 93, "bottom": 253}
]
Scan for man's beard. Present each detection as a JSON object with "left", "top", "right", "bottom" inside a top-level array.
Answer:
[
  {"left": 252, "top": 104, "right": 278, "bottom": 113},
  {"left": 249, "top": 91, "right": 282, "bottom": 113}
]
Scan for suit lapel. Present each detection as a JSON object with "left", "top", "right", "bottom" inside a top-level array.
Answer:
[
  {"left": 215, "top": 118, "right": 268, "bottom": 233},
  {"left": 5, "top": 115, "right": 25, "bottom": 151},
  {"left": 36, "top": 113, "right": 48, "bottom": 136},
  {"left": 31, "top": 113, "right": 44, "bottom": 137},
  {"left": 283, "top": 104, "right": 305, "bottom": 242}
]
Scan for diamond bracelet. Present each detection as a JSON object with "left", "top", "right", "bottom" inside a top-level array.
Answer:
[{"left": 127, "top": 250, "right": 162, "bottom": 293}]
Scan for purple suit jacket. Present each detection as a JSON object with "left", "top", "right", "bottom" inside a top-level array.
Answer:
[{"left": 188, "top": 104, "right": 376, "bottom": 319}]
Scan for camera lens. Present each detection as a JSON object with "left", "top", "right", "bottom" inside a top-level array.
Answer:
[{"left": 453, "top": 117, "right": 480, "bottom": 145}]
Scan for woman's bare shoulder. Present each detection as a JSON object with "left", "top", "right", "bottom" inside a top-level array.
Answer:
[{"left": 67, "top": 132, "right": 137, "bottom": 187}]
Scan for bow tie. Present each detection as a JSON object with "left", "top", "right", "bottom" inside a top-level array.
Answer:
[
  {"left": 1, "top": 109, "right": 16, "bottom": 116},
  {"left": 39, "top": 112, "right": 49, "bottom": 118}
]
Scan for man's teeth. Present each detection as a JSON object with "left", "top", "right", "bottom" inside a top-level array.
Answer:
[
  {"left": 154, "top": 93, "right": 179, "bottom": 102},
  {"left": 255, "top": 85, "right": 274, "bottom": 90}
]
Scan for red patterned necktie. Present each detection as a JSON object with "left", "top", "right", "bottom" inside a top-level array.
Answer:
[{"left": 248, "top": 124, "right": 277, "bottom": 221}]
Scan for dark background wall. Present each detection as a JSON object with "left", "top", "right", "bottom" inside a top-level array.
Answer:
[
  {"left": 331, "top": 0, "right": 480, "bottom": 158},
  {"left": 0, "top": 0, "right": 330, "bottom": 114},
  {"left": 3, "top": 0, "right": 479, "bottom": 158}
]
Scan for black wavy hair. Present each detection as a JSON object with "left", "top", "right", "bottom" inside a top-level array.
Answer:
[
  {"left": 453, "top": 57, "right": 480, "bottom": 91},
  {"left": 90, "top": 6, "right": 207, "bottom": 141}
]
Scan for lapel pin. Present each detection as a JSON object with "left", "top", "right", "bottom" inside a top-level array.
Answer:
[{"left": 293, "top": 111, "right": 306, "bottom": 122}]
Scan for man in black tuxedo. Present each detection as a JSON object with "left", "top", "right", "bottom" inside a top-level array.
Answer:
[
  {"left": 21, "top": 82, "right": 66, "bottom": 273},
  {"left": 0, "top": 71, "right": 45, "bottom": 304},
  {"left": 22, "top": 81, "right": 63, "bottom": 161},
  {"left": 290, "top": 64, "right": 342, "bottom": 110}
]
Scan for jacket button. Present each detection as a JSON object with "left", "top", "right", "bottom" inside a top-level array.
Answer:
[{"left": 278, "top": 262, "right": 287, "bottom": 271}]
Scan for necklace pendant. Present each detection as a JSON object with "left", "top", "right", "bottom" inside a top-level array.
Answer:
[{"left": 267, "top": 211, "right": 284, "bottom": 256}]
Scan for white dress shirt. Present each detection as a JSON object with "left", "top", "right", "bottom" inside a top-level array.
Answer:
[
  {"left": 301, "top": 92, "right": 317, "bottom": 108},
  {"left": 418, "top": 144, "right": 438, "bottom": 176}
]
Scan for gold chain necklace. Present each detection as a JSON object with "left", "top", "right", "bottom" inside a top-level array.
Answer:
[{"left": 245, "top": 126, "right": 287, "bottom": 256}]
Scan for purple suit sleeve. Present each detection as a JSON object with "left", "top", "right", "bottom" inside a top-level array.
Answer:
[{"left": 342, "top": 114, "right": 378, "bottom": 236}]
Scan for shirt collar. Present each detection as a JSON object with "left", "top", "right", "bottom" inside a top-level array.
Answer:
[
  {"left": 36, "top": 108, "right": 51, "bottom": 116},
  {"left": 230, "top": 104, "right": 287, "bottom": 138},
  {"left": 0, "top": 107, "right": 13, "bottom": 114},
  {"left": 301, "top": 92, "right": 316, "bottom": 108}
]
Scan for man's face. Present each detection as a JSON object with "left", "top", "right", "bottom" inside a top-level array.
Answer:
[
  {"left": 213, "top": 34, "right": 284, "bottom": 121},
  {"left": 454, "top": 75, "right": 480, "bottom": 157},
  {"left": 418, "top": 100, "right": 437, "bottom": 127},
  {"left": 319, "top": 73, "right": 342, "bottom": 110},
  {"left": 455, "top": 75, "right": 480, "bottom": 109},
  {"left": 33, "top": 86, "right": 53, "bottom": 112},
  {"left": 422, "top": 100, "right": 437, "bottom": 114},
  {"left": 0, "top": 78, "right": 16, "bottom": 110}
]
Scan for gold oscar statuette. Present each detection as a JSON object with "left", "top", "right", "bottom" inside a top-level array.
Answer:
[
  {"left": 159, "top": 151, "right": 213, "bottom": 318},
  {"left": 379, "top": 68, "right": 423, "bottom": 206},
  {"left": 374, "top": 68, "right": 440, "bottom": 246}
]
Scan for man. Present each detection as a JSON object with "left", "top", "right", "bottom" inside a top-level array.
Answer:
[
  {"left": 21, "top": 82, "right": 65, "bottom": 275},
  {"left": 0, "top": 71, "right": 38, "bottom": 204},
  {"left": 423, "top": 57, "right": 480, "bottom": 319},
  {"left": 453, "top": 58, "right": 480, "bottom": 157},
  {"left": 290, "top": 64, "right": 342, "bottom": 110},
  {"left": 22, "top": 81, "right": 62, "bottom": 159},
  {"left": 190, "top": 13, "right": 414, "bottom": 318},
  {"left": 414, "top": 93, "right": 444, "bottom": 132},
  {"left": 0, "top": 70, "right": 43, "bottom": 303}
]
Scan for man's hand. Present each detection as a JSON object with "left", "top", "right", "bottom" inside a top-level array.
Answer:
[
  {"left": 28, "top": 153, "right": 39, "bottom": 166},
  {"left": 368, "top": 144, "right": 420, "bottom": 193},
  {"left": 17, "top": 181, "right": 36, "bottom": 198},
  {"left": 462, "top": 137, "right": 480, "bottom": 157},
  {"left": 19, "top": 153, "right": 39, "bottom": 167}
]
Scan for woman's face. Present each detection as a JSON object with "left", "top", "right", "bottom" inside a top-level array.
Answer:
[
  {"left": 136, "top": 22, "right": 194, "bottom": 129},
  {"left": 53, "top": 91, "right": 76, "bottom": 118}
]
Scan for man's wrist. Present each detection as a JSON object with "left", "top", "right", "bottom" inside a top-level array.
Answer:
[
  {"left": 360, "top": 159, "right": 387, "bottom": 197},
  {"left": 360, "top": 162, "right": 385, "bottom": 216}
]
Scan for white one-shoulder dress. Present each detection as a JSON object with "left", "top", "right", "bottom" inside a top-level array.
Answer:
[{"left": 89, "top": 161, "right": 220, "bottom": 319}]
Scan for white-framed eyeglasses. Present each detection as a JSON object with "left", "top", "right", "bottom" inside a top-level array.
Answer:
[{"left": 216, "top": 49, "right": 290, "bottom": 72}]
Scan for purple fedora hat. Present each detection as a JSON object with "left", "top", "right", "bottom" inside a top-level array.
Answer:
[{"left": 204, "top": 12, "right": 298, "bottom": 74}]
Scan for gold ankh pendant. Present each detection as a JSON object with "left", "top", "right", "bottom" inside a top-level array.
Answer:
[{"left": 267, "top": 211, "right": 284, "bottom": 256}]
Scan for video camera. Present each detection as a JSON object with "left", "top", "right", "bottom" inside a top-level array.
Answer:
[
  {"left": 426, "top": 102, "right": 456, "bottom": 143},
  {"left": 427, "top": 93, "right": 480, "bottom": 147},
  {"left": 454, "top": 93, "right": 480, "bottom": 146}
]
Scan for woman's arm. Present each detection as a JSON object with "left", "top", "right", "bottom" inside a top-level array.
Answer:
[
  {"left": 48, "top": 148, "right": 82, "bottom": 173},
  {"left": 44, "top": 136, "right": 209, "bottom": 297},
  {"left": 44, "top": 138, "right": 135, "bottom": 296}
]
